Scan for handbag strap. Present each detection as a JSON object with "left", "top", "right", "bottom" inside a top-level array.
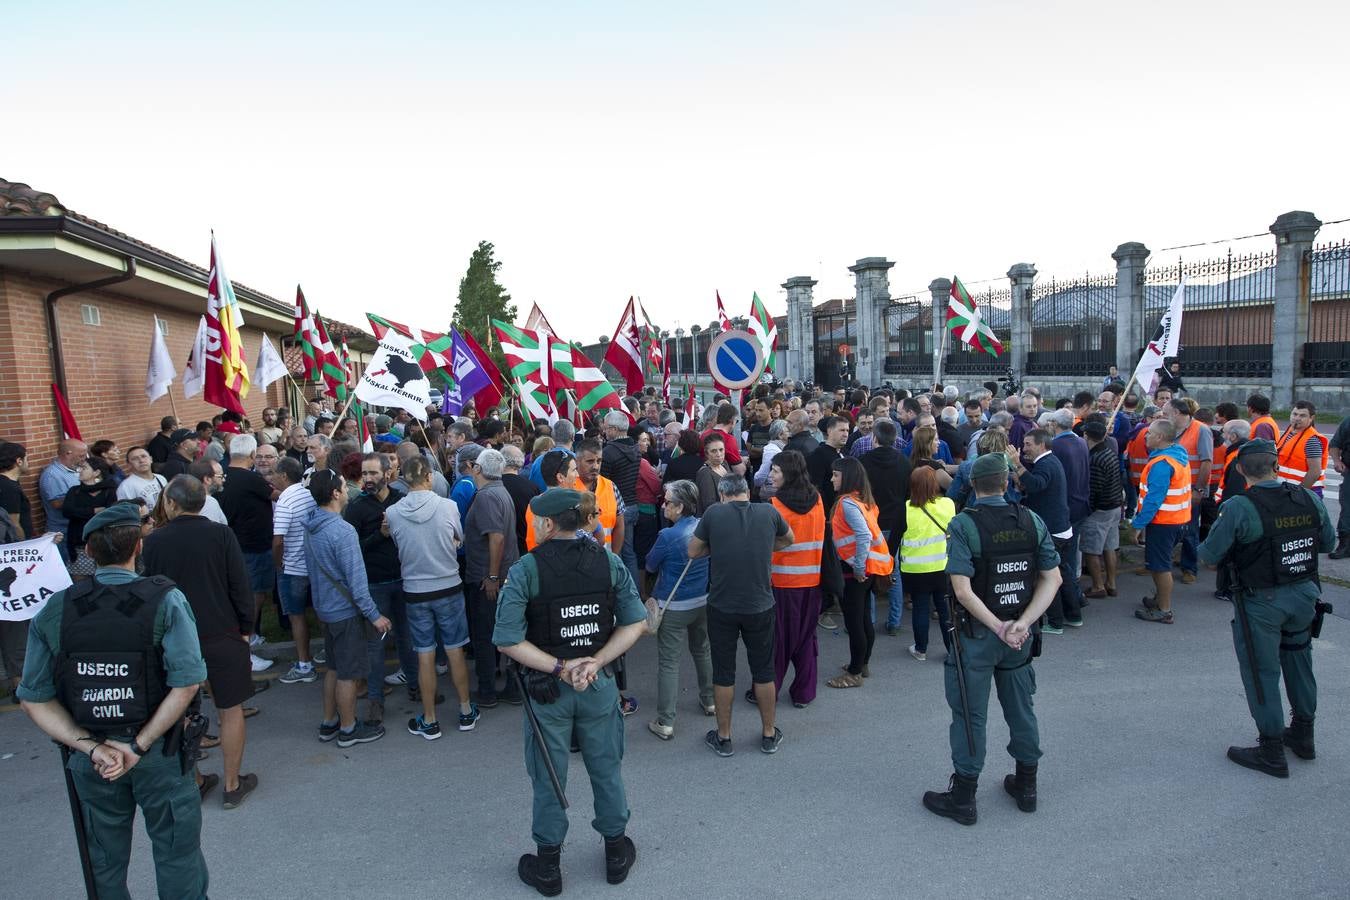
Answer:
[{"left": 917, "top": 503, "right": 953, "bottom": 536}]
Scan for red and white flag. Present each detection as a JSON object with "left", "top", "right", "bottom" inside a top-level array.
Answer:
[
  {"left": 661, "top": 353, "right": 671, "bottom": 407},
  {"left": 712, "top": 291, "right": 733, "bottom": 396},
  {"left": 604, "top": 297, "right": 645, "bottom": 396}
]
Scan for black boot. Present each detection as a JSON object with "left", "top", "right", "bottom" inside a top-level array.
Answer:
[
  {"left": 1330, "top": 536, "right": 1350, "bottom": 560},
  {"left": 922, "top": 773, "right": 978, "bottom": 825},
  {"left": 518, "top": 844, "right": 562, "bottom": 897},
  {"left": 1283, "top": 715, "right": 1316, "bottom": 760},
  {"left": 1226, "top": 735, "right": 1289, "bottom": 778},
  {"left": 604, "top": 834, "right": 637, "bottom": 885},
  {"left": 1002, "top": 762, "right": 1037, "bottom": 812}
]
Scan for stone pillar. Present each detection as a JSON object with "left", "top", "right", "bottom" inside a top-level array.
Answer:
[
  {"left": 782, "top": 275, "right": 817, "bottom": 384},
  {"left": 1111, "top": 242, "right": 1149, "bottom": 374},
  {"left": 1270, "top": 211, "right": 1321, "bottom": 409},
  {"left": 848, "top": 257, "right": 894, "bottom": 387},
  {"left": 1007, "top": 263, "right": 1037, "bottom": 378},
  {"left": 928, "top": 278, "right": 951, "bottom": 389}
]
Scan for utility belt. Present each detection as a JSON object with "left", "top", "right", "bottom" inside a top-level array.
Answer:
[{"left": 87, "top": 692, "right": 207, "bottom": 776}]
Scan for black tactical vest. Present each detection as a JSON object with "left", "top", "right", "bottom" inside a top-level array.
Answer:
[
  {"left": 56, "top": 576, "right": 175, "bottom": 734},
  {"left": 525, "top": 540, "right": 615, "bottom": 658},
  {"left": 1236, "top": 485, "right": 1320, "bottom": 589},
  {"left": 965, "top": 503, "right": 1039, "bottom": 621}
]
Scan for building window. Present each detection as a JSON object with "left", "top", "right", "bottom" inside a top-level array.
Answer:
[
  {"left": 81, "top": 304, "right": 101, "bottom": 326},
  {"left": 155, "top": 316, "right": 169, "bottom": 336}
]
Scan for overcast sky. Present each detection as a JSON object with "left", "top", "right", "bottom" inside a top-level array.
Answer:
[{"left": 8, "top": 1, "right": 1348, "bottom": 341}]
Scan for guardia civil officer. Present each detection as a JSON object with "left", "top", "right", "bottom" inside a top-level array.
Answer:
[
  {"left": 17, "top": 504, "right": 210, "bottom": 898},
  {"left": 922, "top": 453, "right": 1062, "bottom": 826},
  {"left": 493, "top": 489, "right": 647, "bottom": 896},
  {"left": 1198, "top": 438, "right": 1336, "bottom": 777}
]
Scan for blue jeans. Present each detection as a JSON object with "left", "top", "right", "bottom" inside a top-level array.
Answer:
[
  {"left": 884, "top": 530, "right": 904, "bottom": 629},
  {"left": 1179, "top": 502, "right": 1201, "bottom": 575},
  {"left": 619, "top": 506, "right": 640, "bottom": 587},
  {"left": 366, "top": 580, "right": 415, "bottom": 701},
  {"left": 911, "top": 589, "right": 952, "bottom": 654}
]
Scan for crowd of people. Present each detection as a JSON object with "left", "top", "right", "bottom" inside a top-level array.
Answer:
[{"left": 2, "top": 370, "right": 1346, "bottom": 894}]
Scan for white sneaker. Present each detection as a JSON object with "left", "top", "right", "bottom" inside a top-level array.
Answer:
[
  {"left": 250, "top": 653, "right": 275, "bottom": 672},
  {"left": 248, "top": 634, "right": 265, "bottom": 649},
  {"left": 384, "top": 671, "right": 408, "bottom": 686},
  {"left": 436, "top": 663, "right": 449, "bottom": 676},
  {"left": 908, "top": 644, "right": 926, "bottom": 662}
]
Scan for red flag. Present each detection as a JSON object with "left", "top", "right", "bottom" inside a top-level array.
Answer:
[
  {"left": 604, "top": 297, "right": 645, "bottom": 396},
  {"left": 203, "top": 236, "right": 246, "bottom": 414},
  {"left": 661, "top": 353, "right": 671, "bottom": 407},
  {"left": 460, "top": 327, "right": 506, "bottom": 410},
  {"left": 51, "top": 383, "right": 82, "bottom": 440},
  {"left": 684, "top": 382, "right": 698, "bottom": 425}
]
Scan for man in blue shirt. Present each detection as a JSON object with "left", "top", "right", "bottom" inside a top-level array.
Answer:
[{"left": 39, "top": 439, "right": 86, "bottom": 561}]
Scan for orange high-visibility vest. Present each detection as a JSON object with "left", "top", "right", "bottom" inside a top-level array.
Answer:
[
  {"left": 1177, "top": 419, "right": 1206, "bottom": 483},
  {"left": 1209, "top": 440, "right": 1226, "bottom": 489},
  {"left": 1276, "top": 427, "right": 1328, "bottom": 491},
  {"left": 1127, "top": 429, "right": 1150, "bottom": 487},
  {"left": 830, "top": 494, "right": 894, "bottom": 577},
  {"left": 1214, "top": 450, "right": 1243, "bottom": 504},
  {"left": 1138, "top": 453, "right": 1191, "bottom": 525},
  {"left": 578, "top": 474, "right": 618, "bottom": 548},
  {"left": 770, "top": 497, "right": 825, "bottom": 588},
  {"left": 1250, "top": 414, "right": 1279, "bottom": 440}
]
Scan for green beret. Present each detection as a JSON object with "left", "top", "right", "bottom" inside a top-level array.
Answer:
[
  {"left": 1237, "top": 438, "right": 1277, "bottom": 461},
  {"left": 83, "top": 503, "right": 143, "bottom": 540},
  {"left": 530, "top": 488, "right": 583, "bottom": 518},
  {"left": 971, "top": 453, "right": 1009, "bottom": 479}
]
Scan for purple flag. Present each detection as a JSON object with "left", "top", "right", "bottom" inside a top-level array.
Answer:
[{"left": 447, "top": 328, "right": 490, "bottom": 412}]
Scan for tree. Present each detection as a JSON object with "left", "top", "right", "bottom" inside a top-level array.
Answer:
[{"left": 452, "top": 240, "right": 517, "bottom": 377}]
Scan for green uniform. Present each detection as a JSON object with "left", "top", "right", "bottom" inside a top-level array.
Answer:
[
  {"left": 1198, "top": 481, "right": 1335, "bottom": 737},
  {"left": 944, "top": 497, "right": 1060, "bottom": 778},
  {"left": 17, "top": 567, "right": 209, "bottom": 900},
  {"left": 493, "top": 540, "right": 645, "bottom": 847}
]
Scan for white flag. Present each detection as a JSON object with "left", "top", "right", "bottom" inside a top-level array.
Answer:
[
  {"left": 145, "top": 322, "right": 177, "bottom": 402},
  {"left": 182, "top": 315, "right": 208, "bottom": 399},
  {"left": 0, "top": 535, "right": 72, "bottom": 622},
  {"left": 355, "top": 331, "right": 431, "bottom": 421},
  {"left": 254, "top": 334, "right": 290, "bottom": 392},
  {"left": 1130, "top": 280, "right": 1186, "bottom": 396}
]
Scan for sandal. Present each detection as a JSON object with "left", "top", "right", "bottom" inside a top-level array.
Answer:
[
  {"left": 826, "top": 673, "right": 863, "bottom": 689},
  {"left": 199, "top": 734, "right": 221, "bottom": 749}
]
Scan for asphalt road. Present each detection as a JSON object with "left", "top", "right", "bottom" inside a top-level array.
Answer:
[{"left": 3, "top": 556, "right": 1349, "bottom": 899}]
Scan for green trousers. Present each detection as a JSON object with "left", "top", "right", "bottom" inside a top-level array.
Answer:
[
  {"left": 67, "top": 738, "right": 208, "bottom": 900},
  {"left": 944, "top": 624, "right": 1042, "bottom": 778},
  {"left": 1232, "top": 590, "right": 1317, "bottom": 736},
  {"left": 654, "top": 605, "right": 714, "bottom": 728},
  {"left": 524, "top": 669, "right": 629, "bottom": 847}
]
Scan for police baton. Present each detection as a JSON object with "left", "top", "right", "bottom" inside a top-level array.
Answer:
[
  {"left": 947, "top": 619, "right": 977, "bottom": 758},
  {"left": 57, "top": 743, "right": 99, "bottom": 899},
  {"left": 512, "top": 665, "right": 569, "bottom": 810},
  {"left": 1228, "top": 563, "right": 1265, "bottom": 706}
]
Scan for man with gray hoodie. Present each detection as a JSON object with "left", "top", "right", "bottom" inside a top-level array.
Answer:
[
  {"left": 304, "top": 470, "right": 393, "bottom": 749},
  {"left": 386, "top": 456, "right": 480, "bottom": 739}
]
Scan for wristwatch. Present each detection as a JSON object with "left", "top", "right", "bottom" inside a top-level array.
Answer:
[
  {"left": 487, "top": 575, "right": 501, "bottom": 582},
  {"left": 132, "top": 738, "right": 152, "bottom": 757},
  {"left": 551, "top": 658, "right": 565, "bottom": 678}
]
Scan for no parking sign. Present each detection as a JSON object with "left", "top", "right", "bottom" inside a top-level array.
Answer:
[{"left": 706, "top": 330, "right": 766, "bottom": 390}]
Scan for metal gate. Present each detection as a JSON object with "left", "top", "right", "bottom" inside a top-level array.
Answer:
[{"left": 1026, "top": 273, "right": 1117, "bottom": 377}]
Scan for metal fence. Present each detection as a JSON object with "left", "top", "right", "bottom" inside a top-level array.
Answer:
[
  {"left": 1025, "top": 272, "right": 1117, "bottom": 377},
  {"left": 1303, "top": 239, "right": 1350, "bottom": 376},
  {"left": 1142, "top": 248, "right": 1276, "bottom": 378},
  {"left": 883, "top": 295, "right": 929, "bottom": 377},
  {"left": 812, "top": 309, "right": 855, "bottom": 389}
]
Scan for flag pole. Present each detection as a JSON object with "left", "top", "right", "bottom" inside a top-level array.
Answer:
[
  {"left": 1110, "top": 372, "right": 1139, "bottom": 418},
  {"left": 334, "top": 391, "right": 357, "bottom": 426},
  {"left": 166, "top": 388, "right": 180, "bottom": 422}
]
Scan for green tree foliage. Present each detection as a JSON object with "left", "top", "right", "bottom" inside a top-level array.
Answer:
[{"left": 452, "top": 240, "right": 516, "bottom": 376}]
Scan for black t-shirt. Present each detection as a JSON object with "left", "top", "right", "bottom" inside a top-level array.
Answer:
[
  {"left": 146, "top": 432, "right": 174, "bottom": 468},
  {"left": 0, "top": 473, "right": 32, "bottom": 538},
  {"left": 159, "top": 455, "right": 192, "bottom": 481},
  {"left": 501, "top": 473, "right": 542, "bottom": 554},
  {"left": 285, "top": 447, "right": 308, "bottom": 466},
  {"left": 219, "top": 466, "right": 275, "bottom": 552}
]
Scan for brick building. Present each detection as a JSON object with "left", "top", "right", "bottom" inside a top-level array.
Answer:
[{"left": 0, "top": 178, "right": 373, "bottom": 531}]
